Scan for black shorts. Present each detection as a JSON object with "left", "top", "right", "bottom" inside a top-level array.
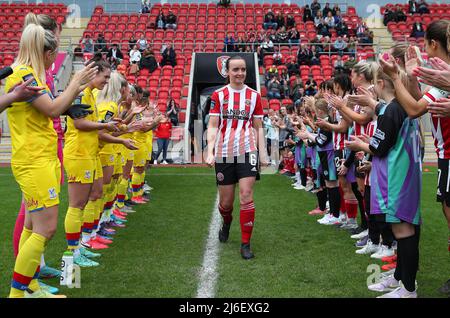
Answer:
[
  {"left": 437, "top": 158, "right": 450, "bottom": 206},
  {"left": 215, "top": 152, "right": 260, "bottom": 186},
  {"left": 334, "top": 150, "right": 345, "bottom": 171}
]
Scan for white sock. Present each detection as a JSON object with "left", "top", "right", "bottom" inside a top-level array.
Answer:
[
  {"left": 295, "top": 172, "right": 300, "bottom": 183},
  {"left": 40, "top": 254, "right": 46, "bottom": 268},
  {"left": 73, "top": 248, "right": 81, "bottom": 258}
]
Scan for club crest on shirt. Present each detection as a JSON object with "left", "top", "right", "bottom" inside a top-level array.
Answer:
[
  {"left": 217, "top": 56, "right": 230, "bottom": 78},
  {"left": 48, "top": 188, "right": 57, "bottom": 200},
  {"left": 245, "top": 99, "right": 251, "bottom": 107},
  {"left": 85, "top": 170, "right": 91, "bottom": 180}
]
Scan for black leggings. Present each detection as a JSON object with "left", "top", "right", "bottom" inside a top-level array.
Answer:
[{"left": 365, "top": 185, "right": 395, "bottom": 247}]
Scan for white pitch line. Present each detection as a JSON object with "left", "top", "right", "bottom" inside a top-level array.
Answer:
[{"left": 196, "top": 193, "right": 222, "bottom": 298}]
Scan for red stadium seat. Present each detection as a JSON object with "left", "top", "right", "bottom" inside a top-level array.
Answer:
[
  {"left": 160, "top": 77, "right": 171, "bottom": 88},
  {"left": 180, "top": 99, "right": 187, "bottom": 109},
  {"left": 162, "top": 66, "right": 173, "bottom": 76},
  {"left": 171, "top": 89, "right": 182, "bottom": 100},
  {"left": 172, "top": 77, "right": 183, "bottom": 88},
  {"left": 179, "top": 112, "right": 186, "bottom": 123}
]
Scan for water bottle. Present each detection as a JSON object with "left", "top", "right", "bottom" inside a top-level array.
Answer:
[{"left": 60, "top": 251, "right": 73, "bottom": 286}]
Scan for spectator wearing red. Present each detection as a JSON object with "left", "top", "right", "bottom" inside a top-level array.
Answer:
[
  {"left": 280, "top": 148, "right": 296, "bottom": 177},
  {"left": 154, "top": 114, "right": 173, "bottom": 164}
]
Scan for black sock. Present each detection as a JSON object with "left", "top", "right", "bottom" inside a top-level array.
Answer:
[
  {"left": 368, "top": 215, "right": 381, "bottom": 245},
  {"left": 380, "top": 223, "right": 394, "bottom": 248},
  {"left": 300, "top": 168, "right": 307, "bottom": 187},
  {"left": 317, "top": 189, "right": 328, "bottom": 211},
  {"left": 352, "top": 182, "right": 367, "bottom": 229},
  {"left": 397, "top": 235, "right": 419, "bottom": 292},
  {"left": 328, "top": 187, "right": 340, "bottom": 218}
]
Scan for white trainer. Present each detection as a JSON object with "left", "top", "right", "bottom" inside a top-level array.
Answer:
[
  {"left": 293, "top": 184, "right": 305, "bottom": 190},
  {"left": 351, "top": 229, "right": 369, "bottom": 240},
  {"left": 355, "top": 240, "right": 380, "bottom": 255},
  {"left": 322, "top": 215, "right": 340, "bottom": 225},
  {"left": 162, "top": 160, "right": 168, "bottom": 165},
  {"left": 317, "top": 214, "right": 332, "bottom": 224},
  {"left": 370, "top": 245, "right": 395, "bottom": 259},
  {"left": 368, "top": 275, "right": 400, "bottom": 292},
  {"left": 377, "top": 285, "right": 417, "bottom": 298}
]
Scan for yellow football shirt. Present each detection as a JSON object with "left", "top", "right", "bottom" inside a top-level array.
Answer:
[
  {"left": 63, "top": 86, "right": 99, "bottom": 159},
  {"left": 97, "top": 100, "right": 119, "bottom": 154},
  {"left": 5, "top": 64, "right": 57, "bottom": 164}
]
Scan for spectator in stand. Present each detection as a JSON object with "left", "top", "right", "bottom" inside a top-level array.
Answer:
[
  {"left": 267, "top": 76, "right": 282, "bottom": 100},
  {"left": 280, "top": 68, "right": 290, "bottom": 98},
  {"left": 334, "top": 55, "right": 345, "bottom": 73},
  {"left": 303, "top": 5, "right": 314, "bottom": 22},
  {"left": 236, "top": 36, "right": 247, "bottom": 52},
  {"left": 286, "top": 14, "right": 296, "bottom": 29},
  {"left": 409, "top": 0, "right": 418, "bottom": 14},
  {"left": 275, "top": 12, "right": 285, "bottom": 30},
  {"left": 289, "top": 28, "right": 300, "bottom": 46},
  {"left": 347, "top": 36, "right": 358, "bottom": 55},
  {"left": 263, "top": 9, "right": 278, "bottom": 30},
  {"left": 139, "top": 49, "right": 158, "bottom": 73},
  {"left": 315, "top": 11, "right": 330, "bottom": 37},
  {"left": 82, "top": 34, "right": 94, "bottom": 53},
  {"left": 311, "top": 36, "right": 323, "bottom": 53},
  {"left": 297, "top": 44, "right": 312, "bottom": 66},
  {"left": 138, "top": 34, "right": 148, "bottom": 52},
  {"left": 344, "top": 54, "right": 357, "bottom": 72},
  {"left": 383, "top": 8, "right": 395, "bottom": 26},
  {"left": 322, "top": 3, "right": 333, "bottom": 18},
  {"left": 324, "top": 11, "right": 335, "bottom": 29},
  {"left": 265, "top": 65, "right": 278, "bottom": 85},
  {"left": 130, "top": 44, "right": 142, "bottom": 65},
  {"left": 286, "top": 58, "right": 299, "bottom": 76},
  {"left": 394, "top": 5, "right": 407, "bottom": 22},
  {"left": 95, "top": 33, "right": 108, "bottom": 53},
  {"left": 334, "top": 9, "right": 343, "bottom": 25},
  {"left": 260, "top": 35, "right": 274, "bottom": 56},
  {"left": 362, "top": 30, "right": 374, "bottom": 44},
  {"left": 106, "top": 43, "right": 124, "bottom": 68},
  {"left": 165, "top": 10, "right": 177, "bottom": 30},
  {"left": 273, "top": 47, "right": 283, "bottom": 65},
  {"left": 268, "top": 29, "right": 278, "bottom": 44},
  {"left": 154, "top": 113, "right": 173, "bottom": 165},
  {"left": 332, "top": 4, "right": 340, "bottom": 16},
  {"left": 418, "top": 0, "right": 429, "bottom": 14},
  {"left": 310, "top": 45, "right": 320, "bottom": 65},
  {"left": 305, "top": 76, "right": 318, "bottom": 96},
  {"left": 128, "top": 35, "right": 137, "bottom": 53},
  {"left": 356, "top": 22, "right": 367, "bottom": 39},
  {"left": 322, "top": 36, "right": 332, "bottom": 54},
  {"left": 156, "top": 11, "right": 166, "bottom": 29},
  {"left": 410, "top": 22, "right": 425, "bottom": 38},
  {"left": 141, "top": 0, "right": 150, "bottom": 13},
  {"left": 218, "top": 0, "right": 231, "bottom": 8},
  {"left": 311, "top": 0, "right": 321, "bottom": 18},
  {"left": 290, "top": 75, "right": 304, "bottom": 101},
  {"left": 161, "top": 43, "right": 176, "bottom": 67},
  {"left": 223, "top": 34, "right": 235, "bottom": 52},
  {"left": 166, "top": 99, "right": 180, "bottom": 126},
  {"left": 336, "top": 20, "right": 349, "bottom": 37},
  {"left": 334, "top": 36, "right": 347, "bottom": 55},
  {"left": 276, "top": 26, "right": 289, "bottom": 44}
]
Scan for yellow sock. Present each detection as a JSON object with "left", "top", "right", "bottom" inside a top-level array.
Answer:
[
  {"left": 131, "top": 172, "right": 141, "bottom": 199},
  {"left": 9, "top": 233, "right": 47, "bottom": 298},
  {"left": 138, "top": 172, "right": 146, "bottom": 197},
  {"left": 82, "top": 201, "right": 96, "bottom": 243},
  {"left": 116, "top": 177, "right": 128, "bottom": 208},
  {"left": 64, "top": 207, "right": 83, "bottom": 250},
  {"left": 18, "top": 227, "right": 33, "bottom": 252}
]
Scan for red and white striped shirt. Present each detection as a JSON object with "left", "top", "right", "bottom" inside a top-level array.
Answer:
[
  {"left": 423, "top": 87, "right": 450, "bottom": 159},
  {"left": 209, "top": 85, "right": 264, "bottom": 158},
  {"left": 364, "top": 119, "right": 377, "bottom": 186},
  {"left": 352, "top": 105, "right": 366, "bottom": 136},
  {"left": 333, "top": 110, "right": 347, "bottom": 151}
]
